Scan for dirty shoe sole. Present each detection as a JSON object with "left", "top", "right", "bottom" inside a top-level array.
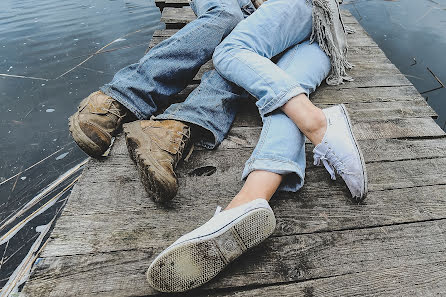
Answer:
[
  {"left": 123, "top": 122, "right": 177, "bottom": 202},
  {"left": 340, "top": 104, "right": 368, "bottom": 200},
  {"left": 69, "top": 115, "right": 108, "bottom": 158},
  {"left": 147, "top": 208, "right": 276, "bottom": 292}
]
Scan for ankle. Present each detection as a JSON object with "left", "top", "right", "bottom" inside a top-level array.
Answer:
[
  {"left": 303, "top": 109, "right": 327, "bottom": 145},
  {"left": 225, "top": 194, "right": 260, "bottom": 210}
]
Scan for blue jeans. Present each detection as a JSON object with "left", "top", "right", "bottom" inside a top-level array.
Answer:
[
  {"left": 101, "top": 0, "right": 330, "bottom": 191},
  {"left": 101, "top": 0, "right": 251, "bottom": 120},
  {"left": 211, "top": 0, "right": 330, "bottom": 191}
]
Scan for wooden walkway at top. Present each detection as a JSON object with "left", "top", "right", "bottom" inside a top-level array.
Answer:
[{"left": 21, "top": 2, "right": 446, "bottom": 297}]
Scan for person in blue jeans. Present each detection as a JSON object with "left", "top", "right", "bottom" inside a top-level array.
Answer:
[{"left": 69, "top": 0, "right": 367, "bottom": 291}]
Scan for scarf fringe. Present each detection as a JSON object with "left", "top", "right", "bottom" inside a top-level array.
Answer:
[{"left": 310, "top": 0, "right": 354, "bottom": 85}]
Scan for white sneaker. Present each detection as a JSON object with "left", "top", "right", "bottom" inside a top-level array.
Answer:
[
  {"left": 313, "top": 104, "right": 368, "bottom": 200},
  {"left": 146, "top": 199, "right": 276, "bottom": 292}
]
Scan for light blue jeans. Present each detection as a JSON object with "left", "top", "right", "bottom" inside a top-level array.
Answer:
[
  {"left": 212, "top": 0, "right": 331, "bottom": 191},
  {"left": 101, "top": 0, "right": 330, "bottom": 191}
]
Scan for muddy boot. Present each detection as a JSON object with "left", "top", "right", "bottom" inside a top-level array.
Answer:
[
  {"left": 123, "top": 119, "right": 191, "bottom": 202},
  {"left": 69, "top": 91, "right": 130, "bottom": 158}
]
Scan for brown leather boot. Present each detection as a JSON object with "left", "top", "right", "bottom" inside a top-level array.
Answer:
[
  {"left": 69, "top": 91, "right": 129, "bottom": 157},
  {"left": 123, "top": 119, "right": 191, "bottom": 202}
]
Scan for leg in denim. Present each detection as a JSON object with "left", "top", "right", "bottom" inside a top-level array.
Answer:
[
  {"left": 243, "top": 40, "right": 331, "bottom": 192},
  {"left": 152, "top": 0, "right": 256, "bottom": 149},
  {"left": 100, "top": 0, "right": 251, "bottom": 120},
  {"left": 213, "top": 0, "right": 315, "bottom": 116},
  {"left": 155, "top": 69, "right": 249, "bottom": 149}
]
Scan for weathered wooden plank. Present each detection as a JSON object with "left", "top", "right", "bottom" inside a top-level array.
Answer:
[
  {"left": 161, "top": 7, "right": 195, "bottom": 25},
  {"left": 211, "top": 262, "right": 446, "bottom": 297},
  {"left": 324, "top": 100, "right": 436, "bottom": 119},
  {"left": 23, "top": 220, "right": 446, "bottom": 296},
  {"left": 351, "top": 117, "right": 444, "bottom": 139},
  {"left": 312, "top": 85, "right": 426, "bottom": 104}
]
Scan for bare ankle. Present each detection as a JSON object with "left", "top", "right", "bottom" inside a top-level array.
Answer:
[
  {"left": 302, "top": 109, "right": 327, "bottom": 145},
  {"left": 225, "top": 194, "right": 255, "bottom": 210}
]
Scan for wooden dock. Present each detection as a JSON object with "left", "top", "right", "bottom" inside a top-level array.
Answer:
[{"left": 21, "top": 2, "right": 446, "bottom": 296}]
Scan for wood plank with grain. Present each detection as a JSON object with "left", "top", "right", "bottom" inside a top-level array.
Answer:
[{"left": 22, "top": 220, "right": 446, "bottom": 297}]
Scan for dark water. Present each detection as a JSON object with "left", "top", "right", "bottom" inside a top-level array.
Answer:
[
  {"left": 0, "top": 0, "right": 162, "bottom": 291},
  {"left": 0, "top": 0, "right": 445, "bottom": 293},
  {"left": 344, "top": 0, "right": 446, "bottom": 129}
]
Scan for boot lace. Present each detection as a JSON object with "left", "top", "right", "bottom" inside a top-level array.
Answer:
[
  {"left": 103, "top": 98, "right": 127, "bottom": 121},
  {"left": 143, "top": 125, "right": 191, "bottom": 167}
]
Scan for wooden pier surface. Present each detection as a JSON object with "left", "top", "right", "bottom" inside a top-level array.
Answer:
[{"left": 21, "top": 2, "right": 446, "bottom": 297}]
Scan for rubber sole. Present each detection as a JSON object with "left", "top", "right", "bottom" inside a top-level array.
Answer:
[
  {"left": 123, "top": 122, "right": 177, "bottom": 202},
  {"left": 68, "top": 115, "right": 109, "bottom": 158},
  {"left": 147, "top": 208, "right": 276, "bottom": 292},
  {"left": 339, "top": 104, "right": 368, "bottom": 200}
]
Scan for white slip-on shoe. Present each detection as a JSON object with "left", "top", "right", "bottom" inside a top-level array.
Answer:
[
  {"left": 146, "top": 199, "right": 276, "bottom": 292},
  {"left": 313, "top": 104, "right": 368, "bottom": 200}
]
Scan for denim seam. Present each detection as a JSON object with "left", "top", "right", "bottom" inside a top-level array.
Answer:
[
  {"left": 245, "top": 116, "right": 271, "bottom": 169},
  {"left": 244, "top": 157, "right": 305, "bottom": 176},
  {"left": 280, "top": 46, "right": 299, "bottom": 72},
  {"left": 260, "top": 84, "right": 307, "bottom": 115},
  {"left": 249, "top": 156, "right": 301, "bottom": 165},
  {"left": 242, "top": 157, "right": 305, "bottom": 191}
]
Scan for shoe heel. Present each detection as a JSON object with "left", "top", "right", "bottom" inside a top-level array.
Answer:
[{"left": 233, "top": 208, "right": 276, "bottom": 249}]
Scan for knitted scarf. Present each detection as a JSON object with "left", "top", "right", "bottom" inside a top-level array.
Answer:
[{"left": 251, "top": 0, "right": 353, "bottom": 85}]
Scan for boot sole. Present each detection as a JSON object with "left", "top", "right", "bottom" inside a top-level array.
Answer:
[
  {"left": 146, "top": 208, "right": 276, "bottom": 292},
  {"left": 123, "top": 122, "right": 177, "bottom": 202},
  {"left": 68, "top": 115, "right": 108, "bottom": 158},
  {"left": 339, "top": 104, "right": 368, "bottom": 200}
]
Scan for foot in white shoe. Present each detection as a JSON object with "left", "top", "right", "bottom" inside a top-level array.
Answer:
[
  {"left": 313, "top": 104, "right": 368, "bottom": 200},
  {"left": 146, "top": 199, "right": 276, "bottom": 292}
]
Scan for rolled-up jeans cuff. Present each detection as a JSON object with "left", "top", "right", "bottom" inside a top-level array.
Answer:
[
  {"left": 154, "top": 113, "right": 220, "bottom": 149},
  {"left": 258, "top": 85, "right": 308, "bottom": 116},
  {"left": 242, "top": 155, "right": 305, "bottom": 192},
  {"left": 100, "top": 86, "right": 148, "bottom": 120}
]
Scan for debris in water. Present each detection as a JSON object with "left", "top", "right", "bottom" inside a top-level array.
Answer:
[
  {"left": 112, "top": 38, "right": 126, "bottom": 43},
  {"left": 421, "top": 67, "right": 445, "bottom": 94},
  {"left": 55, "top": 152, "right": 69, "bottom": 160}
]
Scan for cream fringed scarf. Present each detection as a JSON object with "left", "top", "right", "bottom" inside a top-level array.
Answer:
[{"left": 251, "top": 0, "right": 353, "bottom": 86}]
